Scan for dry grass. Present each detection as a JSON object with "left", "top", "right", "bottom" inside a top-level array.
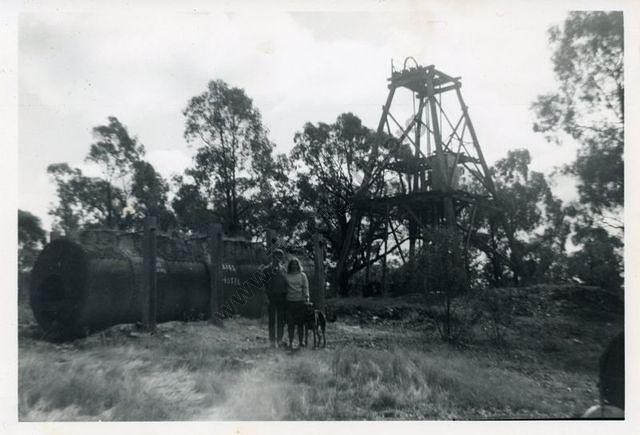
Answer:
[
  {"left": 19, "top": 313, "right": 596, "bottom": 421},
  {"left": 20, "top": 285, "right": 617, "bottom": 421}
]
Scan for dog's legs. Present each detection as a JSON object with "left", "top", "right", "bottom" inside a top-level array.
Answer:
[
  {"left": 312, "top": 326, "right": 317, "bottom": 349},
  {"left": 315, "top": 312, "right": 320, "bottom": 349},
  {"left": 322, "top": 324, "right": 326, "bottom": 348}
]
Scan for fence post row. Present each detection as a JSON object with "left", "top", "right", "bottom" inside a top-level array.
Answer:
[
  {"left": 142, "top": 216, "right": 157, "bottom": 332},
  {"left": 208, "top": 223, "right": 224, "bottom": 325}
]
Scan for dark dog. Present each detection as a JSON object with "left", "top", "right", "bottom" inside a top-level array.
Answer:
[{"left": 303, "top": 304, "right": 326, "bottom": 348}]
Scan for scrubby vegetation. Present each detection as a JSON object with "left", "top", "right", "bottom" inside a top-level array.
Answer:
[{"left": 19, "top": 283, "right": 621, "bottom": 420}]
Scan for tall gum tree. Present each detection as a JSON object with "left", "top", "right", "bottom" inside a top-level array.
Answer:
[
  {"left": 532, "top": 11, "right": 624, "bottom": 292},
  {"left": 182, "top": 80, "right": 277, "bottom": 235},
  {"left": 291, "top": 113, "right": 390, "bottom": 295},
  {"left": 532, "top": 11, "right": 623, "bottom": 232}
]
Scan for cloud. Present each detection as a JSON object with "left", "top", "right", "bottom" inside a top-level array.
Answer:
[
  {"left": 19, "top": 7, "right": 575, "bottom": 231},
  {"left": 146, "top": 149, "right": 191, "bottom": 180}
]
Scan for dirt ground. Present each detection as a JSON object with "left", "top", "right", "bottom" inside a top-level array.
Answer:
[{"left": 18, "top": 287, "right": 623, "bottom": 421}]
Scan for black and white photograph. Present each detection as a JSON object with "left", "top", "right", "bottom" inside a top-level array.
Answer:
[{"left": 3, "top": 0, "right": 638, "bottom": 428}]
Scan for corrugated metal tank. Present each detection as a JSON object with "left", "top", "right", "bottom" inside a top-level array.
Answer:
[{"left": 29, "top": 229, "right": 297, "bottom": 338}]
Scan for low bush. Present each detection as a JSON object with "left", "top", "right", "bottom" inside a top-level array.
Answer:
[{"left": 474, "top": 287, "right": 516, "bottom": 345}]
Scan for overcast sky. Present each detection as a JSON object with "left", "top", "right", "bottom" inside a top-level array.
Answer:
[{"left": 18, "top": 4, "right": 577, "bottom": 231}]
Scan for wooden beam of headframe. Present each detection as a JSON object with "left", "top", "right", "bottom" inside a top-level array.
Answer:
[
  {"left": 402, "top": 202, "right": 435, "bottom": 236},
  {"left": 389, "top": 219, "right": 407, "bottom": 265},
  {"left": 425, "top": 102, "right": 431, "bottom": 155},
  {"left": 400, "top": 201, "right": 430, "bottom": 263},
  {"left": 424, "top": 71, "right": 456, "bottom": 228},
  {"left": 460, "top": 161, "right": 492, "bottom": 192},
  {"left": 434, "top": 97, "right": 467, "bottom": 155},
  {"left": 369, "top": 103, "right": 425, "bottom": 186},
  {"left": 454, "top": 87, "right": 496, "bottom": 195},
  {"left": 368, "top": 238, "right": 409, "bottom": 266},
  {"left": 419, "top": 98, "right": 428, "bottom": 188},
  {"left": 376, "top": 87, "right": 397, "bottom": 137},
  {"left": 387, "top": 111, "right": 417, "bottom": 148},
  {"left": 416, "top": 82, "right": 461, "bottom": 98},
  {"left": 447, "top": 122, "right": 467, "bottom": 188},
  {"left": 454, "top": 86, "right": 523, "bottom": 278},
  {"left": 414, "top": 96, "right": 424, "bottom": 193},
  {"left": 416, "top": 115, "right": 435, "bottom": 138},
  {"left": 431, "top": 67, "right": 460, "bottom": 84},
  {"left": 386, "top": 96, "right": 427, "bottom": 151},
  {"left": 443, "top": 114, "right": 465, "bottom": 152},
  {"left": 457, "top": 137, "right": 487, "bottom": 181}
]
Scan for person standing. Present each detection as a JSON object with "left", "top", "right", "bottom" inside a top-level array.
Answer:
[
  {"left": 265, "top": 250, "right": 287, "bottom": 347},
  {"left": 285, "top": 257, "right": 309, "bottom": 349}
]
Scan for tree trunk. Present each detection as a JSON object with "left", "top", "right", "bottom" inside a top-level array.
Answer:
[
  {"left": 335, "top": 216, "right": 353, "bottom": 297},
  {"left": 106, "top": 184, "right": 113, "bottom": 228},
  {"left": 338, "top": 268, "right": 350, "bottom": 297}
]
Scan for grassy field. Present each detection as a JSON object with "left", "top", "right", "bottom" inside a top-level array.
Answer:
[{"left": 18, "top": 287, "right": 622, "bottom": 421}]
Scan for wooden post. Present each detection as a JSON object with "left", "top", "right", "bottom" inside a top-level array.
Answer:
[
  {"left": 208, "top": 223, "right": 223, "bottom": 326},
  {"left": 313, "top": 233, "right": 326, "bottom": 310},
  {"left": 142, "top": 216, "right": 157, "bottom": 332}
]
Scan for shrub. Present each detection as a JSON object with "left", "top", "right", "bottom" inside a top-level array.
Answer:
[
  {"left": 418, "top": 228, "right": 471, "bottom": 342},
  {"left": 429, "top": 295, "right": 482, "bottom": 343},
  {"left": 474, "top": 288, "right": 515, "bottom": 345}
]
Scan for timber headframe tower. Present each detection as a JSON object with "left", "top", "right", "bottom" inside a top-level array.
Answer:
[{"left": 336, "top": 57, "right": 519, "bottom": 289}]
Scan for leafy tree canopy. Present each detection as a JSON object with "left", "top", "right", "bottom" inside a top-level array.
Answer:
[
  {"left": 531, "top": 11, "right": 624, "bottom": 292},
  {"left": 182, "top": 80, "right": 278, "bottom": 235},
  {"left": 47, "top": 162, "right": 126, "bottom": 233},
  {"left": 532, "top": 11, "right": 623, "bottom": 219},
  {"left": 291, "top": 113, "right": 389, "bottom": 294},
  {"left": 48, "top": 117, "right": 172, "bottom": 233},
  {"left": 18, "top": 209, "right": 46, "bottom": 270},
  {"left": 467, "top": 149, "right": 569, "bottom": 286}
]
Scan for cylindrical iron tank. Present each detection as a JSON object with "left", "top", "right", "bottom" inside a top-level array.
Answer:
[{"left": 29, "top": 229, "right": 279, "bottom": 339}]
